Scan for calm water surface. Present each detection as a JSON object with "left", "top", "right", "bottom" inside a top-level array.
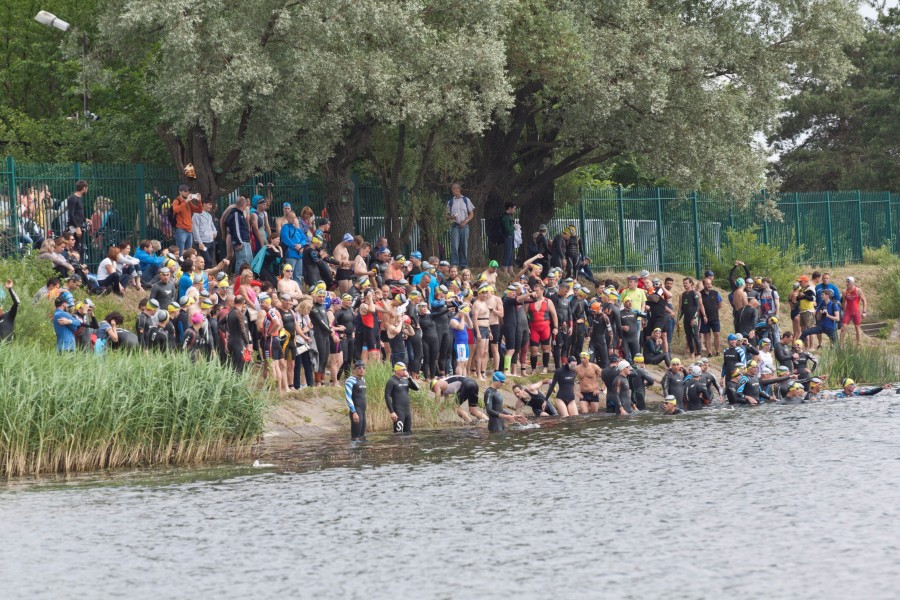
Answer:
[{"left": 2, "top": 392, "right": 900, "bottom": 599}]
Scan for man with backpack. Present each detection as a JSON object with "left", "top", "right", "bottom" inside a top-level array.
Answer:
[{"left": 446, "top": 183, "right": 475, "bottom": 267}]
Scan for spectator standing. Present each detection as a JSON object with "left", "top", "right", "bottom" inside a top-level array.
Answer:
[
  {"left": 172, "top": 184, "right": 203, "bottom": 252},
  {"left": 193, "top": 198, "right": 218, "bottom": 267},
  {"left": 66, "top": 180, "right": 88, "bottom": 256},
  {"left": 280, "top": 211, "right": 307, "bottom": 284},
  {"left": 501, "top": 202, "right": 516, "bottom": 273},
  {"left": 446, "top": 183, "right": 474, "bottom": 267},
  {"left": 0, "top": 279, "right": 20, "bottom": 342},
  {"left": 228, "top": 196, "right": 252, "bottom": 274}
]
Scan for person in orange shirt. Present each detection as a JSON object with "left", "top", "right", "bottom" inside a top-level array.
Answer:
[{"left": 172, "top": 184, "right": 204, "bottom": 253}]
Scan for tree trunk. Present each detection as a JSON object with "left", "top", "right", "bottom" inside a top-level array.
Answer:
[{"left": 321, "top": 122, "right": 373, "bottom": 241}]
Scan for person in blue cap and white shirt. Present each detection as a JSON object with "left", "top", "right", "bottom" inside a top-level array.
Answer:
[{"left": 446, "top": 183, "right": 475, "bottom": 267}]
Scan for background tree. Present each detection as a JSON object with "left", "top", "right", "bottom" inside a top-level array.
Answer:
[{"left": 770, "top": 8, "right": 899, "bottom": 191}]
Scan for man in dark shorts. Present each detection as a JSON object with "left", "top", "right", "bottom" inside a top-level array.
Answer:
[
  {"left": 431, "top": 375, "right": 488, "bottom": 423},
  {"left": 699, "top": 277, "right": 722, "bottom": 356}
]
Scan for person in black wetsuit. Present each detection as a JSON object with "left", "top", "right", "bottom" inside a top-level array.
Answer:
[
  {"left": 697, "top": 358, "right": 721, "bottom": 403},
  {"left": 678, "top": 277, "right": 705, "bottom": 359},
  {"left": 406, "top": 290, "right": 423, "bottom": 377},
  {"left": 587, "top": 301, "right": 612, "bottom": 368},
  {"left": 547, "top": 356, "right": 579, "bottom": 417},
  {"left": 721, "top": 334, "right": 743, "bottom": 385},
  {"left": 628, "top": 354, "right": 655, "bottom": 410},
  {"left": 550, "top": 229, "right": 568, "bottom": 273},
  {"left": 662, "top": 395, "right": 686, "bottom": 415},
  {"left": 791, "top": 340, "right": 818, "bottom": 382},
  {"left": 417, "top": 302, "right": 440, "bottom": 379},
  {"left": 643, "top": 328, "right": 671, "bottom": 367},
  {"left": 431, "top": 375, "right": 488, "bottom": 423},
  {"left": 565, "top": 225, "right": 580, "bottom": 280},
  {"left": 683, "top": 365, "right": 711, "bottom": 411},
  {"left": 606, "top": 360, "right": 634, "bottom": 414},
  {"left": 549, "top": 280, "right": 573, "bottom": 370},
  {"left": 619, "top": 298, "right": 643, "bottom": 362},
  {"left": 345, "top": 361, "right": 368, "bottom": 440},
  {"left": 0, "top": 279, "right": 21, "bottom": 342},
  {"left": 485, "top": 371, "right": 520, "bottom": 432},
  {"left": 512, "top": 379, "right": 559, "bottom": 417},
  {"left": 735, "top": 297, "right": 760, "bottom": 339},
  {"left": 836, "top": 378, "right": 893, "bottom": 398},
  {"left": 661, "top": 359, "right": 686, "bottom": 409},
  {"left": 333, "top": 294, "right": 356, "bottom": 378},
  {"left": 501, "top": 285, "right": 535, "bottom": 375},
  {"left": 385, "top": 362, "right": 420, "bottom": 432},
  {"left": 226, "top": 296, "right": 251, "bottom": 373}
]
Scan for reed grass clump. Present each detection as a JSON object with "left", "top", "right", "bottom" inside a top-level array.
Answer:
[
  {"left": 0, "top": 344, "right": 269, "bottom": 477},
  {"left": 818, "top": 343, "right": 900, "bottom": 386}
]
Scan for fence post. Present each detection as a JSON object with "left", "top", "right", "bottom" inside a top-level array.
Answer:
[
  {"left": 888, "top": 191, "right": 894, "bottom": 255},
  {"left": 6, "top": 156, "right": 19, "bottom": 250},
  {"left": 825, "top": 191, "right": 834, "bottom": 266},
  {"left": 691, "top": 191, "right": 701, "bottom": 279},
  {"left": 728, "top": 195, "right": 734, "bottom": 230},
  {"left": 616, "top": 185, "right": 627, "bottom": 268},
  {"left": 855, "top": 190, "right": 864, "bottom": 261},
  {"left": 352, "top": 173, "right": 361, "bottom": 233},
  {"left": 761, "top": 190, "right": 769, "bottom": 245},
  {"left": 73, "top": 162, "right": 81, "bottom": 183},
  {"left": 136, "top": 164, "right": 147, "bottom": 240},
  {"left": 793, "top": 192, "right": 802, "bottom": 249},
  {"left": 578, "top": 193, "right": 587, "bottom": 251},
  {"left": 655, "top": 188, "right": 665, "bottom": 271}
]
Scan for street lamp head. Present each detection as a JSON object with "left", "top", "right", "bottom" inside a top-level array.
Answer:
[{"left": 35, "top": 10, "right": 70, "bottom": 32}]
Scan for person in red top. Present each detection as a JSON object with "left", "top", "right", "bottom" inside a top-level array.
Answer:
[
  {"left": 527, "top": 281, "right": 558, "bottom": 374},
  {"left": 172, "top": 184, "right": 204, "bottom": 253},
  {"left": 840, "top": 276, "right": 867, "bottom": 344}
]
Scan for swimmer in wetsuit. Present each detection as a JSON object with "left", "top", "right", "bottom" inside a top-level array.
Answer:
[
  {"left": 574, "top": 351, "right": 603, "bottom": 413},
  {"left": 547, "top": 356, "right": 580, "bottom": 417},
  {"left": 345, "top": 360, "right": 368, "bottom": 440},
  {"left": 606, "top": 360, "right": 635, "bottom": 414},
  {"left": 662, "top": 394, "right": 686, "bottom": 415},
  {"left": 511, "top": 379, "right": 559, "bottom": 417},
  {"left": 431, "top": 375, "right": 488, "bottom": 423},
  {"left": 384, "top": 361, "right": 420, "bottom": 432},
  {"left": 836, "top": 378, "right": 893, "bottom": 398},
  {"left": 485, "top": 371, "right": 523, "bottom": 432},
  {"left": 628, "top": 354, "right": 655, "bottom": 411}
]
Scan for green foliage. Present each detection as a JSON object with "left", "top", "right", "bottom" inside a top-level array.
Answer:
[
  {"left": 0, "top": 343, "right": 268, "bottom": 476},
  {"left": 704, "top": 226, "right": 804, "bottom": 294},
  {"left": 862, "top": 245, "right": 900, "bottom": 266},
  {"left": 819, "top": 344, "right": 900, "bottom": 386},
  {"left": 874, "top": 264, "right": 900, "bottom": 319},
  {"left": 772, "top": 9, "right": 900, "bottom": 191}
]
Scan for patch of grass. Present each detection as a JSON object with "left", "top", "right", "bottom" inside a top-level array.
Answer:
[
  {"left": 862, "top": 245, "right": 899, "bottom": 266},
  {"left": 818, "top": 343, "right": 900, "bottom": 386},
  {"left": 0, "top": 344, "right": 270, "bottom": 477},
  {"left": 874, "top": 264, "right": 900, "bottom": 319},
  {"left": 875, "top": 321, "right": 894, "bottom": 340}
]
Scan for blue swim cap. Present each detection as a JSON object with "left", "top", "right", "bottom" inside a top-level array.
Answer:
[
  {"left": 492, "top": 371, "right": 506, "bottom": 383},
  {"left": 727, "top": 333, "right": 737, "bottom": 342}
]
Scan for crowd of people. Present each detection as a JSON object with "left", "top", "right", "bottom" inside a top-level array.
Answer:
[{"left": 1, "top": 179, "right": 892, "bottom": 439}]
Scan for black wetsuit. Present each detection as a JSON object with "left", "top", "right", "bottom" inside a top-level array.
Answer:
[
  {"left": 607, "top": 373, "right": 632, "bottom": 413},
  {"left": 680, "top": 290, "right": 702, "bottom": 355},
  {"left": 431, "top": 301, "right": 452, "bottom": 375},
  {"left": 500, "top": 296, "right": 526, "bottom": 353},
  {"left": 405, "top": 302, "right": 422, "bottom": 377},
  {"left": 226, "top": 307, "right": 249, "bottom": 373},
  {"left": 628, "top": 366, "right": 654, "bottom": 410},
  {"left": 550, "top": 234, "right": 566, "bottom": 270},
  {"left": 136, "top": 311, "right": 155, "bottom": 348},
  {"left": 683, "top": 375, "right": 710, "bottom": 411},
  {"left": 485, "top": 387, "right": 512, "bottom": 432},
  {"left": 774, "top": 341, "right": 794, "bottom": 371},
  {"left": 333, "top": 306, "right": 355, "bottom": 376},
  {"left": 565, "top": 235, "right": 580, "bottom": 279},
  {"left": 643, "top": 337, "right": 670, "bottom": 367},
  {"left": 661, "top": 370, "right": 686, "bottom": 409},
  {"left": 547, "top": 364, "right": 578, "bottom": 405},
  {"left": 735, "top": 305, "right": 758, "bottom": 338},
  {"left": 521, "top": 390, "right": 558, "bottom": 416},
  {"left": 569, "top": 297, "right": 587, "bottom": 357},
  {"left": 722, "top": 346, "right": 742, "bottom": 379},
  {"left": 443, "top": 376, "right": 480, "bottom": 406},
  {"left": 0, "top": 288, "right": 20, "bottom": 341},
  {"left": 345, "top": 375, "right": 367, "bottom": 440},
  {"left": 794, "top": 351, "right": 818, "bottom": 381},
  {"left": 419, "top": 311, "right": 439, "bottom": 379},
  {"left": 699, "top": 371, "right": 721, "bottom": 402},
  {"left": 384, "top": 375, "right": 419, "bottom": 432},
  {"left": 619, "top": 309, "right": 642, "bottom": 361},
  {"left": 588, "top": 311, "right": 612, "bottom": 368},
  {"left": 149, "top": 281, "right": 176, "bottom": 310},
  {"left": 550, "top": 291, "right": 572, "bottom": 370}
]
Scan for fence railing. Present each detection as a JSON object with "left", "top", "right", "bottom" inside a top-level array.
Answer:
[{"left": 1, "top": 157, "right": 896, "bottom": 275}]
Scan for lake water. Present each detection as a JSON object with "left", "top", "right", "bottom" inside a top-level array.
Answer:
[{"left": 3, "top": 391, "right": 900, "bottom": 599}]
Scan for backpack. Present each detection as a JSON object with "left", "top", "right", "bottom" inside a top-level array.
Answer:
[{"left": 487, "top": 216, "right": 505, "bottom": 245}]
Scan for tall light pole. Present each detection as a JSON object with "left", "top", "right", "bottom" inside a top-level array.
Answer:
[{"left": 34, "top": 10, "right": 89, "bottom": 129}]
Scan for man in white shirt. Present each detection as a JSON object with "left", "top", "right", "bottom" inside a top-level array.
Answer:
[
  {"left": 192, "top": 198, "right": 218, "bottom": 267},
  {"left": 446, "top": 183, "right": 474, "bottom": 268}
]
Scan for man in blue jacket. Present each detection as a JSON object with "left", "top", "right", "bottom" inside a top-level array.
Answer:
[{"left": 279, "top": 211, "right": 307, "bottom": 285}]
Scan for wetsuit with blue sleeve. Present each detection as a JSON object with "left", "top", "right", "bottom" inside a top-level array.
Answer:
[
  {"left": 345, "top": 375, "right": 367, "bottom": 440},
  {"left": 837, "top": 386, "right": 888, "bottom": 398}
]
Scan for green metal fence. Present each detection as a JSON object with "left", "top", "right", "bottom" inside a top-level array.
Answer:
[{"left": 1, "top": 157, "right": 896, "bottom": 275}]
